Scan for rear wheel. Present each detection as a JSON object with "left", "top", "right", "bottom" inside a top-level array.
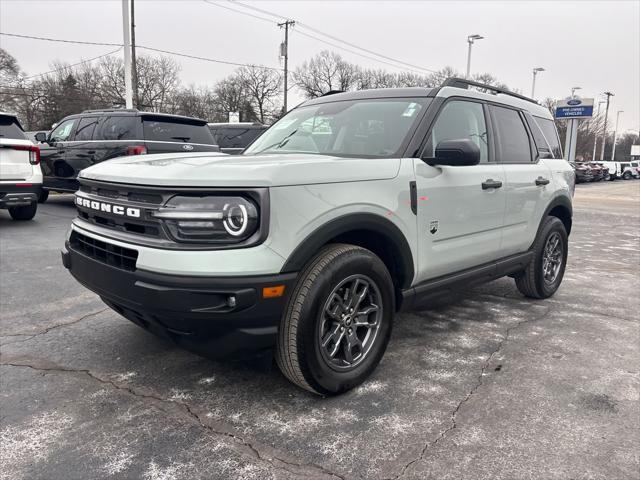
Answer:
[
  {"left": 515, "top": 216, "right": 568, "bottom": 299},
  {"left": 38, "top": 189, "right": 49, "bottom": 203},
  {"left": 276, "top": 244, "right": 394, "bottom": 395},
  {"left": 8, "top": 203, "right": 37, "bottom": 221}
]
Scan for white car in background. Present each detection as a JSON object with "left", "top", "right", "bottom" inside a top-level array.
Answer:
[
  {"left": 0, "top": 113, "right": 42, "bottom": 220},
  {"left": 600, "top": 160, "right": 640, "bottom": 180}
]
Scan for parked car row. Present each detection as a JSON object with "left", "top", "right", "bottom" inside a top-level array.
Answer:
[{"left": 570, "top": 161, "right": 640, "bottom": 183}]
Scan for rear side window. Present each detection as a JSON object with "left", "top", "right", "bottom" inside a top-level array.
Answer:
[
  {"left": 143, "top": 118, "right": 215, "bottom": 144},
  {"left": 73, "top": 117, "right": 99, "bottom": 141},
  {"left": 534, "top": 116, "right": 562, "bottom": 159},
  {"left": 524, "top": 113, "right": 553, "bottom": 159},
  {"left": 210, "top": 127, "right": 265, "bottom": 148},
  {"left": 491, "top": 106, "right": 532, "bottom": 164},
  {"left": 97, "top": 116, "right": 139, "bottom": 141},
  {"left": 0, "top": 116, "right": 26, "bottom": 140}
]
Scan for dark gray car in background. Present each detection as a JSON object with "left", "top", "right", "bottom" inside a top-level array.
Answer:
[{"left": 37, "top": 109, "right": 219, "bottom": 202}]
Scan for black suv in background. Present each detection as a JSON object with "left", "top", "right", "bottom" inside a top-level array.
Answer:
[
  {"left": 207, "top": 122, "right": 267, "bottom": 154},
  {"left": 36, "top": 110, "right": 219, "bottom": 201}
]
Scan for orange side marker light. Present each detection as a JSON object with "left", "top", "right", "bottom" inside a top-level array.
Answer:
[{"left": 263, "top": 285, "right": 286, "bottom": 298}]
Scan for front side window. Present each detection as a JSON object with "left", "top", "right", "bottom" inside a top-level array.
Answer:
[
  {"left": 245, "top": 98, "right": 427, "bottom": 158},
  {"left": 73, "top": 117, "right": 99, "bottom": 141},
  {"left": 424, "top": 100, "right": 489, "bottom": 163},
  {"left": 492, "top": 106, "right": 532, "bottom": 164},
  {"left": 98, "top": 116, "right": 139, "bottom": 141},
  {"left": 49, "top": 119, "right": 76, "bottom": 142}
]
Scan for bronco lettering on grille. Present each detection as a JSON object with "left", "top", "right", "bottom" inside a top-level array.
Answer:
[{"left": 76, "top": 197, "right": 141, "bottom": 218}]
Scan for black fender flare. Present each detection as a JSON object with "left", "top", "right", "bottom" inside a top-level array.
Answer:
[
  {"left": 280, "top": 213, "right": 415, "bottom": 289},
  {"left": 531, "top": 195, "right": 573, "bottom": 249}
]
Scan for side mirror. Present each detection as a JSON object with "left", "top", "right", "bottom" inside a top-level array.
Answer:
[
  {"left": 424, "top": 138, "right": 481, "bottom": 167},
  {"left": 35, "top": 132, "right": 47, "bottom": 143}
]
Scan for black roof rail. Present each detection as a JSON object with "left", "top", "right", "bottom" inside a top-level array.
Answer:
[
  {"left": 321, "top": 90, "right": 345, "bottom": 97},
  {"left": 81, "top": 108, "right": 139, "bottom": 114},
  {"left": 441, "top": 77, "right": 538, "bottom": 104}
]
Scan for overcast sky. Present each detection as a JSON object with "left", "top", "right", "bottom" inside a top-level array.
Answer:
[{"left": 1, "top": 0, "right": 638, "bottom": 133}]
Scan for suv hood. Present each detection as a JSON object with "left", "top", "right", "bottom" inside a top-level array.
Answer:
[{"left": 79, "top": 152, "right": 401, "bottom": 187}]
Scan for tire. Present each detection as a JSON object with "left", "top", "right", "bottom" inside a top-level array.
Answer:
[
  {"left": 38, "top": 189, "right": 49, "bottom": 203},
  {"left": 276, "top": 244, "right": 395, "bottom": 395},
  {"left": 8, "top": 203, "right": 37, "bottom": 221},
  {"left": 623, "top": 171, "right": 632, "bottom": 180},
  {"left": 515, "top": 216, "right": 568, "bottom": 299}
]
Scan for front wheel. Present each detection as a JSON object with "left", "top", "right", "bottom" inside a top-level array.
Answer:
[
  {"left": 515, "top": 216, "right": 568, "bottom": 299},
  {"left": 8, "top": 203, "right": 37, "bottom": 221},
  {"left": 276, "top": 244, "right": 394, "bottom": 395},
  {"left": 623, "top": 171, "right": 632, "bottom": 180},
  {"left": 38, "top": 189, "right": 49, "bottom": 203}
]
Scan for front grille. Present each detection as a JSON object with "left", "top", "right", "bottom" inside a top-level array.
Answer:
[{"left": 70, "top": 231, "right": 138, "bottom": 271}]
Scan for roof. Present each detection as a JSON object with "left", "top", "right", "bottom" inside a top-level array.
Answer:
[
  {"left": 71, "top": 109, "right": 208, "bottom": 124},
  {"left": 302, "top": 87, "right": 433, "bottom": 106}
]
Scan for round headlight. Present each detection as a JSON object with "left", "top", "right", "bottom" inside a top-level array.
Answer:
[{"left": 223, "top": 203, "right": 249, "bottom": 236}]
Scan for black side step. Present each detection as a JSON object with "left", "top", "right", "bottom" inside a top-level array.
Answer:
[{"left": 400, "top": 251, "right": 533, "bottom": 310}]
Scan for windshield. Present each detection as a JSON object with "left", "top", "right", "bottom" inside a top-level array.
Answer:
[{"left": 245, "top": 98, "right": 427, "bottom": 158}]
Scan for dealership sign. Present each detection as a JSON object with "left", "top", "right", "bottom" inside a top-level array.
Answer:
[{"left": 555, "top": 98, "right": 594, "bottom": 119}]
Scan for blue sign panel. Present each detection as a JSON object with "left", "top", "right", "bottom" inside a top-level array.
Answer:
[{"left": 555, "top": 105, "right": 594, "bottom": 118}]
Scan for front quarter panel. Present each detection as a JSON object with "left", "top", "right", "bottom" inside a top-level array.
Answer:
[{"left": 267, "top": 158, "right": 418, "bottom": 283}]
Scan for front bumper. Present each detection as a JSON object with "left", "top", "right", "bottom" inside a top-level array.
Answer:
[
  {"left": 62, "top": 241, "right": 297, "bottom": 358},
  {"left": 0, "top": 183, "right": 41, "bottom": 208}
]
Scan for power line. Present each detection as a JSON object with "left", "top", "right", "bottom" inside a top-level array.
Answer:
[
  {"left": 0, "top": 32, "right": 121, "bottom": 47},
  {"left": 1, "top": 31, "right": 282, "bottom": 72},
  {"left": 136, "top": 45, "right": 282, "bottom": 71},
  {"left": 202, "top": 0, "right": 274, "bottom": 24},
  {"left": 228, "top": 0, "right": 436, "bottom": 73},
  {"left": 23, "top": 47, "right": 123, "bottom": 81}
]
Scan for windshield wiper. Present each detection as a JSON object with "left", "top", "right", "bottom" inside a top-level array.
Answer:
[{"left": 252, "top": 129, "right": 298, "bottom": 154}]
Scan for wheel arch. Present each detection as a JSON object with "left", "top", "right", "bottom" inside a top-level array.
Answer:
[
  {"left": 280, "top": 213, "right": 415, "bottom": 293},
  {"left": 539, "top": 195, "right": 573, "bottom": 240}
]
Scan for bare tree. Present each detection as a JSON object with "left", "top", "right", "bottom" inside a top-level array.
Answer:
[
  {"left": 293, "top": 51, "right": 358, "bottom": 98},
  {"left": 214, "top": 75, "right": 255, "bottom": 122},
  {"left": 237, "top": 66, "right": 282, "bottom": 123}
]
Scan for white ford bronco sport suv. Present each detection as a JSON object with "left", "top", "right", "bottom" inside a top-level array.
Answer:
[
  {"left": 62, "top": 78, "right": 574, "bottom": 395},
  {"left": 1, "top": 112, "right": 42, "bottom": 220}
]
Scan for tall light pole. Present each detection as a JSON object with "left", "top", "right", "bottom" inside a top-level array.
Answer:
[
  {"left": 466, "top": 34, "right": 484, "bottom": 79},
  {"left": 599, "top": 91, "right": 614, "bottom": 161},
  {"left": 121, "top": 0, "right": 133, "bottom": 109},
  {"left": 531, "top": 67, "right": 545, "bottom": 99},
  {"left": 611, "top": 110, "right": 624, "bottom": 161},
  {"left": 570, "top": 86, "right": 581, "bottom": 98},
  {"left": 591, "top": 100, "right": 606, "bottom": 161}
]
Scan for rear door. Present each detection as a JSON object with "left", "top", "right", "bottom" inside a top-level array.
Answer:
[
  {"left": 142, "top": 116, "right": 218, "bottom": 154},
  {"left": 414, "top": 98, "right": 507, "bottom": 282},
  {"left": 0, "top": 116, "right": 32, "bottom": 182},
  {"left": 40, "top": 118, "right": 77, "bottom": 191},
  {"left": 492, "top": 106, "right": 553, "bottom": 256}
]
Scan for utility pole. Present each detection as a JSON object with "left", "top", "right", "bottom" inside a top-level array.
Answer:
[
  {"left": 531, "top": 67, "right": 545, "bottom": 99},
  {"left": 121, "top": 0, "right": 133, "bottom": 109},
  {"left": 599, "top": 91, "right": 614, "bottom": 161},
  {"left": 278, "top": 20, "right": 295, "bottom": 114},
  {"left": 611, "top": 110, "right": 624, "bottom": 161},
  {"left": 591, "top": 100, "right": 605, "bottom": 161},
  {"left": 130, "top": 0, "right": 139, "bottom": 109}
]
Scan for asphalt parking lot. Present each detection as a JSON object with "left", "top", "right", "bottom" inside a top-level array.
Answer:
[{"left": 1, "top": 180, "right": 639, "bottom": 480}]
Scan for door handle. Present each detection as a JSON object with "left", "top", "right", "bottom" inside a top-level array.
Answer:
[
  {"left": 535, "top": 176, "right": 550, "bottom": 186},
  {"left": 481, "top": 179, "right": 503, "bottom": 190},
  {"left": 86, "top": 150, "right": 96, "bottom": 154}
]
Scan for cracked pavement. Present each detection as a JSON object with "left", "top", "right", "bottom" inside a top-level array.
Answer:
[{"left": 1, "top": 181, "right": 639, "bottom": 480}]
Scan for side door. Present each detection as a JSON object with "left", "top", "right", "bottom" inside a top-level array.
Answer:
[
  {"left": 64, "top": 116, "right": 100, "bottom": 188},
  {"left": 40, "top": 118, "right": 77, "bottom": 191},
  {"left": 490, "top": 105, "right": 553, "bottom": 256},
  {"left": 413, "top": 98, "right": 507, "bottom": 282}
]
